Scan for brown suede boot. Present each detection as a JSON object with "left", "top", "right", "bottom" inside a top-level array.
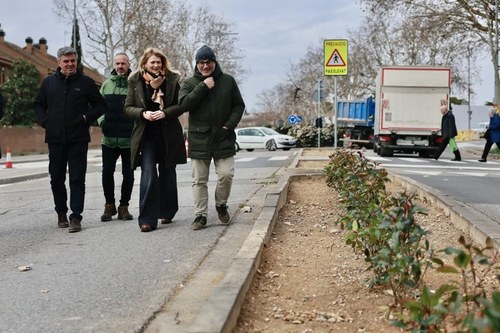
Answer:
[
  {"left": 118, "top": 205, "right": 133, "bottom": 220},
  {"left": 101, "top": 203, "right": 117, "bottom": 222},
  {"left": 57, "top": 213, "right": 69, "bottom": 228}
]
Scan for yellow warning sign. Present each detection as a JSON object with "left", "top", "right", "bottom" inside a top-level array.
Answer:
[{"left": 324, "top": 39, "right": 348, "bottom": 76}]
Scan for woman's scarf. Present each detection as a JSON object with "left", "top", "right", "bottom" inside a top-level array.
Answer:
[{"left": 143, "top": 69, "right": 166, "bottom": 109}]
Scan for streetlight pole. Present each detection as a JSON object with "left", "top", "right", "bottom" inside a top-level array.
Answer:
[
  {"left": 468, "top": 44, "right": 472, "bottom": 130},
  {"left": 73, "top": 0, "right": 77, "bottom": 49}
]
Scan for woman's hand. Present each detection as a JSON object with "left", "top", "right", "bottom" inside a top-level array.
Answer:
[{"left": 143, "top": 110, "right": 166, "bottom": 121}]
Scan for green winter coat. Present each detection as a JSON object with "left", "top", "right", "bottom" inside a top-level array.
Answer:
[
  {"left": 124, "top": 69, "right": 186, "bottom": 169},
  {"left": 98, "top": 69, "right": 132, "bottom": 149},
  {"left": 179, "top": 63, "right": 245, "bottom": 160}
]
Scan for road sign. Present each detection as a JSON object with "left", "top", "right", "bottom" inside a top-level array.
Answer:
[
  {"left": 324, "top": 39, "right": 348, "bottom": 76},
  {"left": 288, "top": 114, "right": 303, "bottom": 125}
]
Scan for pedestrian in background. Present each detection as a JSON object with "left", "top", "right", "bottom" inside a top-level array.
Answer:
[
  {"left": 480, "top": 107, "right": 500, "bottom": 162},
  {"left": 434, "top": 104, "right": 461, "bottom": 161},
  {"left": 98, "top": 53, "right": 134, "bottom": 221},
  {"left": 179, "top": 45, "right": 245, "bottom": 230},
  {"left": 34, "top": 46, "right": 106, "bottom": 233},
  {"left": 478, "top": 109, "right": 495, "bottom": 162},
  {"left": 124, "top": 47, "right": 186, "bottom": 232}
]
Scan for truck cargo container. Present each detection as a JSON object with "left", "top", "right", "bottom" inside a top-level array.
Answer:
[{"left": 373, "top": 66, "right": 451, "bottom": 157}]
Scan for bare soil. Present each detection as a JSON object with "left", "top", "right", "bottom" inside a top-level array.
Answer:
[{"left": 234, "top": 153, "right": 497, "bottom": 333}]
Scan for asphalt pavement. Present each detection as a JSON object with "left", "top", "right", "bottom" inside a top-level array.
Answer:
[{"left": 0, "top": 145, "right": 498, "bottom": 333}]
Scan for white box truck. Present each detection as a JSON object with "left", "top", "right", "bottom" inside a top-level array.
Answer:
[{"left": 373, "top": 66, "right": 451, "bottom": 157}]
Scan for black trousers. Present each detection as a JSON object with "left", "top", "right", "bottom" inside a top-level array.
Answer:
[
  {"left": 138, "top": 139, "right": 179, "bottom": 227},
  {"left": 434, "top": 138, "right": 450, "bottom": 159},
  {"left": 481, "top": 140, "right": 500, "bottom": 159},
  {"left": 48, "top": 142, "right": 88, "bottom": 221},
  {"left": 101, "top": 145, "right": 134, "bottom": 206}
]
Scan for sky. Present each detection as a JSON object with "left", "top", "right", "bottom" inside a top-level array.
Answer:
[{"left": 0, "top": 0, "right": 495, "bottom": 115}]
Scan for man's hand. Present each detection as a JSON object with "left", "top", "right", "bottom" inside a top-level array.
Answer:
[{"left": 203, "top": 77, "right": 215, "bottom": 89}]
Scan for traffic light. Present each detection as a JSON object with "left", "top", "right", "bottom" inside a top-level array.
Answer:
[{"left": 315, "top": 117, "right": 323, "bottom": 128}]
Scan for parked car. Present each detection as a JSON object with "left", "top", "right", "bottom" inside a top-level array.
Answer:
[
  {"left": 235, "top": 127, "right": 296, "bottom": 151},
  {"left": 472, "top": 122, "right": 489, "bottom": 138}
]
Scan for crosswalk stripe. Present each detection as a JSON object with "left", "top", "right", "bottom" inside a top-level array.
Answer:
[
  {"left": 235, "top": 157, "right": 257, "bottom": 162},
  {"left": 398, "top": 158, "right": 428, "bottom": 163},
  {"left": 269, "top": 156, "right": 289, "bottom": 161},
  {"left": 407, "top": 170, "right": 442, "bottom": 176}
]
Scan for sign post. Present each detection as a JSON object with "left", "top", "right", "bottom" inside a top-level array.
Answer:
[{"left": 324, "top": 39, "right": 348, "bottom": 148}]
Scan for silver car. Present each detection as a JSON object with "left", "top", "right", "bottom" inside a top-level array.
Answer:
[{"left": 235, "top": 127, "right": 296, "bottom": 151}]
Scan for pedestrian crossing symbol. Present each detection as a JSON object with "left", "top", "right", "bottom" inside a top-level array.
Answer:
[
  {"left": 324, "top": 39, "right": 348, "bottom": 76},
  {"left": 326, "top": 50, "right": 345, "bottom": 66}
]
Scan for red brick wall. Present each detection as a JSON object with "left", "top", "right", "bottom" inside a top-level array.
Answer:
[{"left": 0, "top": 126, "right": 102, "bottom": 156}]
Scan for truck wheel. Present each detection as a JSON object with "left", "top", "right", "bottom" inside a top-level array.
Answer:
[
  {"left": 380, "top": 146, "right": 393, "bottom": 157},
  {"left": 419, "top": 151, "right": 431, "bottom": 158}
]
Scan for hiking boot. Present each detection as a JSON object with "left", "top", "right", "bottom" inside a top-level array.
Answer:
[
  {"left": 192, "top": 215, "right": 207, "bottom": 230},
  {"left": 216, "top": 204, "right": 230, "bottom": 224},
  {"left": 101, "top": 203, "right": 117, "bottom": 222},
  {"left": 68, "top": 217, "right": 82, "bottom": 233},
  {"left": 117, "top": 205, "right": 133, "bottom": 220},
  {"left": 57, "top": 213, "right": 69, "bottom": 228}
]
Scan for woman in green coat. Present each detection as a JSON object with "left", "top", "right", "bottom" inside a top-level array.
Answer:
[{"left": 124, "top": 47, "right": 186, "bottom": 232}]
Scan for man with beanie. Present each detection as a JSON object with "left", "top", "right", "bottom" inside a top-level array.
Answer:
[
  {"left": 34, "top": 46, "right": 106, "bottom": 233},
  {"left": 179, "top": 45, "right": 245, "bottom": 230},
  {"left": 97, "top": 53, "right": 135, "bottom": 222},
  {"left": 434, "top": 104, "right": 461, "bottom": 161}
]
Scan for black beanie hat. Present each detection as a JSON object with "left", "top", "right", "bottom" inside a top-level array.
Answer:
[{"left": 195, "top": 45, "right": 216, "bottom": 63}]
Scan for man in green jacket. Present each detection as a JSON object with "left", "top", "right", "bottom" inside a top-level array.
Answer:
[
  {"left": 97, "top": 53, "right": 134, "bottom": 222},
  {"left": 179, "top": 45, "right": 245, "bottom": 230}
]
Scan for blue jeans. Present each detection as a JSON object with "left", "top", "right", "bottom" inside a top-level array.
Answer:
[
  {"left": 101, "top": 145, "right": 134, "bottom": 206},
  {"left": 48, "top": 142, "right": 88, "bottom": 221},
  {"left": 139, "top": 139, "right": 178, "bottom": 227}
]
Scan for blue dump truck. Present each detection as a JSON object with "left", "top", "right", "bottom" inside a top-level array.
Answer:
[{"left": 337, "top": 96, "right": 375, "bottom": 148}]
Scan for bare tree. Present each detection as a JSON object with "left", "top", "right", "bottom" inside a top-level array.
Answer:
[
  {"left": 52, "top": 0, "right": 245, "bottom": 81},
  {"left": 359, "top": 0, "right": 499, "bottom": 104}
]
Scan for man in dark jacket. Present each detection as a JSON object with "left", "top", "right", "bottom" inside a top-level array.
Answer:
[
  {"left": 34, "top": 46, "right": 106, "bottom": 233},
  {"left": 434, "top": 105, "right": 461, "bottom": 161},
  {"left": 179, "top": 45, "right": 245, "bottom": 230}
]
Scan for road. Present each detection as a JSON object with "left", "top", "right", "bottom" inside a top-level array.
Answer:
[
  {"left": 0, "top": 149, "right": 295, "bottom": 333},
  {"left": 1, "top": 144, "right": 498, "bottom": 332},
  {"left": 362, "top": 141, "right": 500, "bottom": 222}
]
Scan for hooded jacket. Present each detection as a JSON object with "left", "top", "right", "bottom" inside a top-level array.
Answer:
[
  {"left": 34, "top": 68, "right": 106, "bottom": 144},
  {"left": 179, "top": 62, "right": 245, "bottom": 160},
  {"left": 124, "top": 69, "right": 186, "bottom": 169},
  {"left": 98, "top": 69, "right": 133, "bottom": 148}
]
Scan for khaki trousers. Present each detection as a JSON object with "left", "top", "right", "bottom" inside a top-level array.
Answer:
[{"left": 191, "top": 156, "right": 235, "bottom": 216}]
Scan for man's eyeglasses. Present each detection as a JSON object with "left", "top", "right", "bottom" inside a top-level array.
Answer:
[{"left": 197, "top": 60, "right": 214, "bottom": 67}]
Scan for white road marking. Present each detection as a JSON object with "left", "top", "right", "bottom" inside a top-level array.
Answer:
[
  {"left": 235, "top": 157, "right": 257, "bottom": 162},
  {"left": 397, "top": 158, "right": 428, "bottom": 163}
]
